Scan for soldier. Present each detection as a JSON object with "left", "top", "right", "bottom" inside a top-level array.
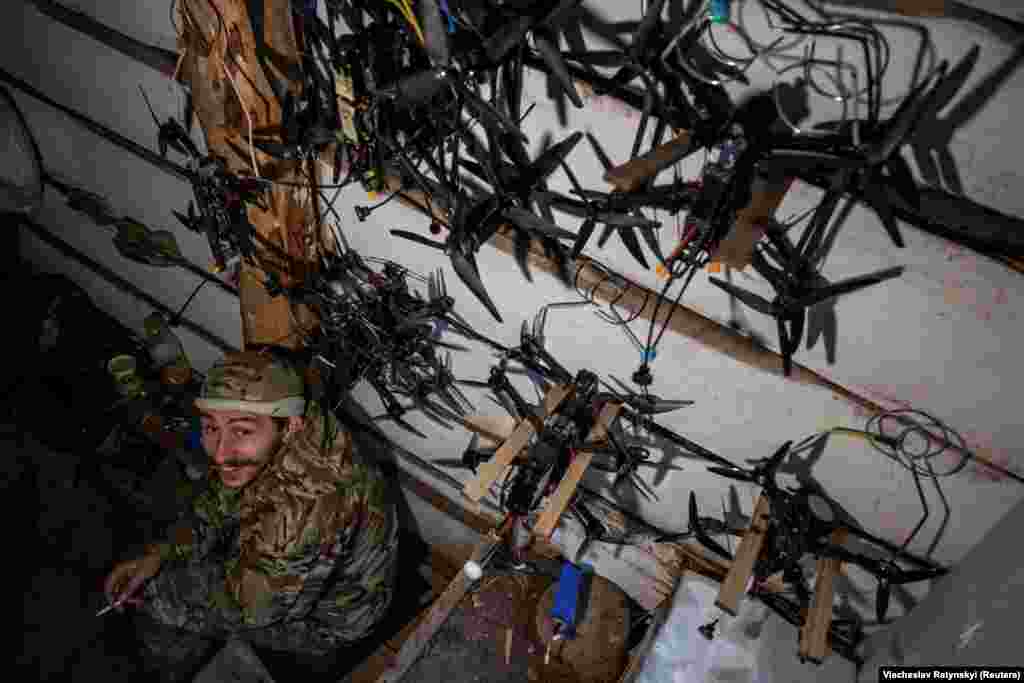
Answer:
[{"left": 102, "top": 351, "right": 399, "bottom": 681}]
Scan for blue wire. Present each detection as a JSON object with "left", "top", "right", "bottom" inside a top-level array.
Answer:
[
  {"left": 439, "top": 0, "right": 455, "bottom": 32},
  {"left": 710, "top": 0, "right": 730, "bottom": 23}
]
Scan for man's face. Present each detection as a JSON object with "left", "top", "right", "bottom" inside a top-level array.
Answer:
[{"left": 199, "top": 410, "right": 288, "bottom": 488}]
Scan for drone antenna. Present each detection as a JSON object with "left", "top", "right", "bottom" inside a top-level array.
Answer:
[
  {"left": 721, "top": 496, "right": 733, "bottom": 556},
  {"left": 138, "top": 84, "right": 162, "bottom": 129}
]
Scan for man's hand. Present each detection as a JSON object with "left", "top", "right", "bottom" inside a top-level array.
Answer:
[{"left": 103, "top": 551, "right": 162, "bottom": 611}]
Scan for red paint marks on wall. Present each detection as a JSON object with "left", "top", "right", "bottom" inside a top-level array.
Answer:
[
  {"left": 959, "top": 430, "right": 1022, "bottom": 484},
  {"left": 581, "top": 89, "right": 640, "bottom": 120},
  {"left": 875, "top": 510, "right": 911, "bottom": 546},
  {"left": 942, "top": 251, "right": 1013, "bottom": 322},
  {"left": 847, "top": 385, "right": 1021, "bottom": 484},
  {"left": 850, "top": 384, "right": 915, "bottom": 417}
]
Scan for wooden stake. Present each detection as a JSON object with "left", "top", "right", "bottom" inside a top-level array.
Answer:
[
  {"left": 505, "top": 627, "right": 513, "bottom": 665},
  {"left": 716, "top": 495, "right": 771, "bottom": 616},
  {"left": 798, "top": 528, "right": 849, "bottom": 664}
]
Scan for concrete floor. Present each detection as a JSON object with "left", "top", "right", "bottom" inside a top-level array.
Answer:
[{"left": 12, "top": 426, "right": 150, "bottom": 681}]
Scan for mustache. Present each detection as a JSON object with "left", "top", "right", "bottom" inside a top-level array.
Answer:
[{"left": 216, "top": 461, "right": 261, "bottom": 468}]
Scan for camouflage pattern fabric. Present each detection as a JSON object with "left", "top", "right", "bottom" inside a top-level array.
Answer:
[
  {"left": 140, "top": 400, "right": 399, "bottom": 658},
  {"left": 194, "top": 351, "right": 307, "bottom": 417}
]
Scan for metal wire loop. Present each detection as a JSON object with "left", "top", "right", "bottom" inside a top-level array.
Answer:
[
  {"left": 701, "top": 14, "right": 788, "bottom": 74},
  {"left": 772, "top": 58, "right": 851, "bottom": 137}
]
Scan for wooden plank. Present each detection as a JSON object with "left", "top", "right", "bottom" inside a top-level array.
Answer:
[
  {"left": 893, "top": 0, "right": 949, "bottom": 14},
  {"left": 710, "top": 176, "right": 791, "bottom": 270},
  {"left": 462, "top": 384, "right": 573, "bottom": 503},
  {"left": 715, "top": 496, "right": 771, "bottom": 616},
  {"left": 586, "top": 400, "right": 622, "bottom": 444},
  {"left": 462, "top": 420, "right": 535, "bottom": 503},
  {"left": 461, "top": 414, "right": 518, "bottom": 445},
  {"left": 827, "top": 0, "right": 949, "bottom": 16},
  {"left": 376, "top": 517, "right": 516, "bottom": 683},
  {"left": 385, "top": 602, "right": 436, "bottom": 654},
  {"left": 667, "top": 542, "right": 787, "bottom": 595},
  {"left": 533, "top": 402, "right": 623, "bottom": 539},
  {"left": 545, "top": 383, "right": 576, "bottom": 416},
  {"left": 798, "top": 528, "right": 849, "bottom": 664},
  {"left": 535, "top": 450, "right": 595, "bottom": 541},
  {"left": 603, "top": 131, "right": 694, "bottom": 193}
]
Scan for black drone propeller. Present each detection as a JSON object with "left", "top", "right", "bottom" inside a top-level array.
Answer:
[
  {"left": 376, "top": 0, "right": 525, "bottom": 141},
  {"left": 708, "top": 236, "right": 904, "bottom": 376},
  {"left": 390, "top": 181, "right": 505, "bottom": 321},
  {"left": 436, "top": 432, "right": 500, "bottom": 474},
  {"left": 602, "top": 375, "right": 693, "bottom": 415},
  {"left": 556, "top": 132, "right": 663, "bottom": 268}
]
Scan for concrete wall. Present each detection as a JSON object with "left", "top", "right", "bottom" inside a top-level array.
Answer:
[
  {"left": 5, "top": 0, "right": 1024, "bottom": 676},
  {"left": 858, "top": 493, "right": 1024, "bottom": 674}
]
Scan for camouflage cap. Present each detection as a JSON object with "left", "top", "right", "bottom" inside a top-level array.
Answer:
[{"left": 195, "top": 352, "right": 306, "bottom": 417}]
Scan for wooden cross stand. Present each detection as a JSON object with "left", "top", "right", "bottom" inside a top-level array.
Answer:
[
  {"left": 533, "top": 401, "right": 623, "bottom": 540},
  {"left": 714, "top": 495, "right": 849, "bottom": 664},
  {"left": 461, "top": 383, "right": 575, "bottom": 503}
]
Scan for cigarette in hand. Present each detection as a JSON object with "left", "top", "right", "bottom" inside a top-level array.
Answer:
[
  {"left": 95, "top": 599, "right": 125, "bottom": 617},
  {"left": 96, "top": 587, "right": 143, "bottom": 616}
]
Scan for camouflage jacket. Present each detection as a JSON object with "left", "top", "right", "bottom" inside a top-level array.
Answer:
[{"left": 142, "top": 401, "right": 398, "bottom": 651}]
